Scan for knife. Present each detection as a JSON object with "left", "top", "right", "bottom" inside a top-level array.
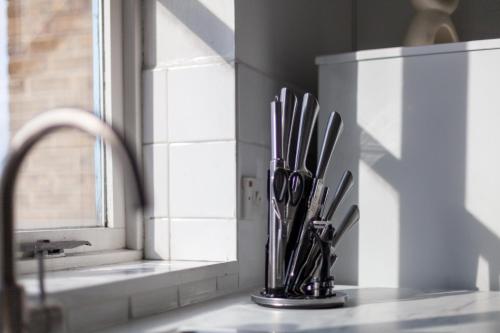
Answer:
[
  {"left": 332, "top": 205, "right": 360, "bottom": 248},
  {"left": 287, "top": 111, "right": 343, "bottom": 292},
  {"left": 270, "top": 97, "right": 283, "bottom": 162},
  {"left": 293, "top": 93, "right": 319, "bottom": 174},
  {"left": 323, "top": 170, "right": 354, "bottom": 221},
  {"left": 283, "top": 94, "right": 320, "bottom": 293},
  {"left": 315, "top": 112, "right": 343, "bottom": 180},
  {"left": 280, "top": 88, "right": 297, "bottom": 168},
  {"left": 287, "top": 94, "right": 302, "bottom": 173},
  {"left": 293, "top": 169, "right": 353, "bottom": 290},
  {"left": 267, "top": 97, "right": 287, "bottom": 295},
  {"left": 299, "top": 204, "right": 358, "bottom": 291}
]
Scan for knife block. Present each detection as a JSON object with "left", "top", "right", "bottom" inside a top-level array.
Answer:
[
  {"left": 251, "top": 89, "right": 357, "bottom": 309},
  {"left": 252, "top": 171, "right": 347, "bottom": 309}
]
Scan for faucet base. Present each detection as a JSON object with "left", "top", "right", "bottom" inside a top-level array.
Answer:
[
  {"left": 251, "top": 290, "right": 346, "bottom": 309},
  {"left": 27, "top": 300, "right": 64, "bottom": 333}
]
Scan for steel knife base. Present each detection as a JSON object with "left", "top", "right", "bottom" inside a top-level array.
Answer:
[{"left": 251, "top": 290, "right": 347, "bottom": 309}]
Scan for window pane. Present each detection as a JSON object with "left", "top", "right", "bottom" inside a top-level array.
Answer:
[{"left": 1, "top": 0, "right": 102, "bottom": 229}]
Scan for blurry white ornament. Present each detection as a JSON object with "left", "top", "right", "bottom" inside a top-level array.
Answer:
[{"left": 404, "top": 0, "right": 459, "bottom": 46}]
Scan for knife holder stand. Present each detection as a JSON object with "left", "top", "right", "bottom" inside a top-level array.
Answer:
[
  {"left": 251, "top": 173, "right": 347, "bottom": 309},
  {"left": 251, "top": 88, "right": 358, "bottom": 309}
]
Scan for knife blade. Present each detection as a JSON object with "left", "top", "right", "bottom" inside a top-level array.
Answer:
[
  {"left": 332, "top": 205, "right": 360, "bottom": 248},
  {"left": 294, "top": 93, "right": 319, "bottom": 174},
  {"left": 270, "top": 97, "right": 283, "bottom": 162},
  {"left": 267, "top": 96, "right": 287, "bottom": 294},
  {"left": 323, "top": 170, "right": 354, "bottom": 221},
  {"left": 280, "top": 88, "right": 297, "bottom": 168}
]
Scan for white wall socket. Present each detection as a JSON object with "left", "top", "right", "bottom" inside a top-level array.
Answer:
[{"left": 241, "top": 177, "right": 265, "bottom": 220}]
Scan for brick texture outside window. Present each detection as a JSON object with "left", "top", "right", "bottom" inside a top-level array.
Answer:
[{"left": 8, "top": 0, "right": 98, "bottom": 229}]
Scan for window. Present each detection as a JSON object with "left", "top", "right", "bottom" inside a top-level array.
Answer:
[{"left": 0, "top": 0, "right": 132, "bottom": 266}]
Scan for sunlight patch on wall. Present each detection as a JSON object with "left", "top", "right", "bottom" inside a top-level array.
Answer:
[
  {"left": 358, "top": 57, "right": 403, "bottom": 161},
  {"left": 465, "top": 49, "right": 500, "bottom": 238},
  {"left": 476, "top": 255, "right": 490, "bottom": 291},
  {"left": 359, "top": 160, "right": 400, "bottom": 287}
]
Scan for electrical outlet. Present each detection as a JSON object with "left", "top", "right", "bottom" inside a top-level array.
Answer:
[{"left": 241, "top": 177, "right": 265, "bottom": 220}]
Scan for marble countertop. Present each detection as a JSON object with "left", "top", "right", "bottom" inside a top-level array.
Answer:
[{"left": 96, "top": 286, "right": 500, "bottom": 333}]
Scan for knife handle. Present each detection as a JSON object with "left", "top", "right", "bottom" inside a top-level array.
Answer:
[
  {"left": 332, "top": 205, "right": 360, "bottom": 248},
  {"left": 323, "top": 170, "right": 353, "bottom": 221},
  {"left": 270, "top": 97, "right": 283, "bottom": 161},
  {"left": 294, "top": 93, "right": 319, "bottom": 172},
  {"left": 280, "top": 88, "right": 297, "bottom": 166},
  {"left": 315, "top": 112, "right": 343, "bottom": 180}
]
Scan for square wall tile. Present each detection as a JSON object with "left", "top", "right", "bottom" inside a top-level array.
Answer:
[
  {"left": 237, "top": 63, "right": 281, "bottom": 146},
  {"left": 144, "top": 218, "right": 170, "bottom": 260},
  {"left": 143, "top": 143, "right": 168, "bottom": 219},
  {"left": 143, "top": 69, "right": 168, "bottom": 144},
  {"left": 171, "top": 219, "right": 236, "bottom": 261},
  {"left": 167, "top": 63, "right": 236, "bottom": 142},
  {"left": 170, "top": 141, "right": 236, "bottom": 218},
  {"left": 143, "top": 0, "right": 235, "bottom": 67}
]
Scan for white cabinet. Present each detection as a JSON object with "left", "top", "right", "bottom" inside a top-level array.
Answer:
[{"left": 317, "top": 39, "right": 500, "bottom": 290}]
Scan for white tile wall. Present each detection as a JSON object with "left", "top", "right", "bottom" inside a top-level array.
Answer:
[
  {"left": 170, "top": 218, "right": 237, "bottom": 261},
  {"left": 169, "top": 141, "right": 236, "bottom": 218},
  {"left": 167, "top": 63, "right": 236, "bottom": 142},
  {"left": 144, "top": 218, "right": 170, "bottom": 260},
  {"left": 143, "top": 0, "right": 235, "bottom": 68},
  {"left": 237, "top": 64, "right": 279, "bottom": 146},
  {"left": 143, "top": 143, "right": 169, "bottom": 219},
  {"left": 143, "top": 69, "right": 168, "bottom": 144}
]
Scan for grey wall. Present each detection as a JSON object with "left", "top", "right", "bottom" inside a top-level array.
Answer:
[
  {"left": 236, "top": 0, "right": 353, "bottom": 92},
  {"left": 356, "top": 0, "right": 500, "bottom": 50},
  {"left": 234, "top": 0, "right": 353, "bottom": 288}
]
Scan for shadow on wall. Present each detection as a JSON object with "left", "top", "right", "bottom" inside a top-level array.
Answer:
[
  {"left": 356, "top": 48, "right": 500, "bottom": 290},
  {"left": 159, "top": 0, "right": 234, "bottom": 58}
]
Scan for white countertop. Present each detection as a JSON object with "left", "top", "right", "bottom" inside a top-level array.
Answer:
[{"left": 96, "top": 286, "right": 500, "bottom": 333}]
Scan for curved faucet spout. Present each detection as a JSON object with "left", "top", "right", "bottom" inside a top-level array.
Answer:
[{"left": 1, "top": 108, "right": 146, "bottom": 332}]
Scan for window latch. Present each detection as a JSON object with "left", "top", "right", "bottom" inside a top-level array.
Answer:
[{"left": 20, "top": 239, "right": 92, "bottom": 259}]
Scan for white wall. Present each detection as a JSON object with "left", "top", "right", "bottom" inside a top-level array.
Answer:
[
  {"left": 142, "top": 0, "right": 237, "bottom": 262},
  {"left": 318, "top": 40, "right": 500, "bottom": 291},
  {"left": 142, "top": 0, "right": 353, "bottom": 290}
]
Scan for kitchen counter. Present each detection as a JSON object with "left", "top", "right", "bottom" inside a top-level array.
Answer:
[{"left": 97, "top": 286, "right": 500, "bottom": 332}]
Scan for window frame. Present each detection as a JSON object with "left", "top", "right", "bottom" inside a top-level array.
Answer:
[{"left": 15, "top": 0, "right": 143, "bottom": 264}]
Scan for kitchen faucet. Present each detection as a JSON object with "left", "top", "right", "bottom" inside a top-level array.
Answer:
[{"left": 0, "top": 108, "right": 146, "bottom": 332}]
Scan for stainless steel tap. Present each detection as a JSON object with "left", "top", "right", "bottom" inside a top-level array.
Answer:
[{"left": 0, "top": 108, "right": 146, "bottom": 332}]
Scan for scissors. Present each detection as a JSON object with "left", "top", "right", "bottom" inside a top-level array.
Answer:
[{"left": 271, "top": 168, "right": 305, "bottom": 223}]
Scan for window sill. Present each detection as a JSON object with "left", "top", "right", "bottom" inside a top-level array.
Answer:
[
  {"left": 18, "top": 249, "right": 142, "bottom": 275},
  {"left": 20, "top": 259, "right": 240, "bottom": 332}
]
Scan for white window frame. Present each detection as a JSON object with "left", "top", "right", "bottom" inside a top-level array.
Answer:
[{"left": 16, "top": 0, "right": 143, "bottom": 267}]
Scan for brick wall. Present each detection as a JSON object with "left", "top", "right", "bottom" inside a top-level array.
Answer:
[{"left": 8, "top": 0, "right": 97, "bottom": 229}]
